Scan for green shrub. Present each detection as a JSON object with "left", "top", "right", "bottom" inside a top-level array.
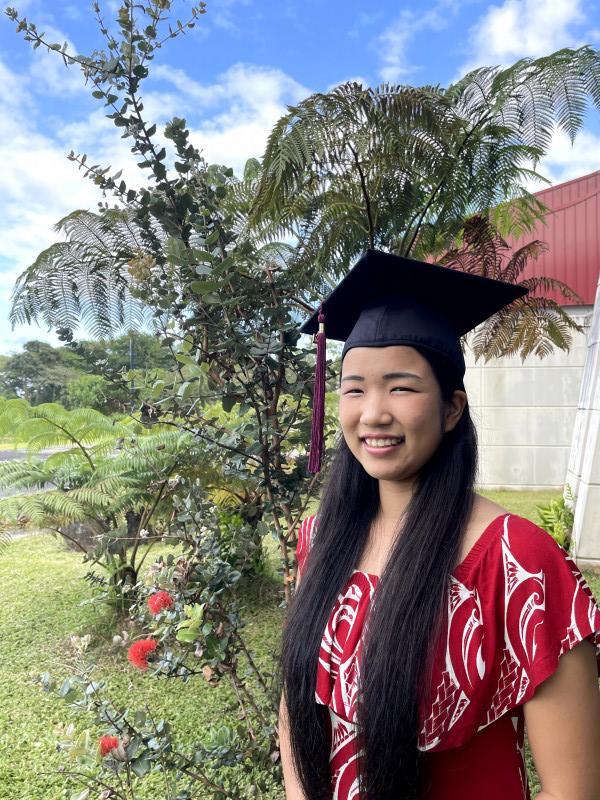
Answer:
[{"left": 534, "top": 484, "right": 575, "bottom": 550}]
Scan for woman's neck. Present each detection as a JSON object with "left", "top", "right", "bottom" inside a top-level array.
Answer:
[{"left": 376, "top": 478, "right": 415, "bottom": 536}]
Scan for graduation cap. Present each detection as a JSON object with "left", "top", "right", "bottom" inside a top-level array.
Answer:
[{"left": 299, "top": 248, "right": 528, "bottom": 473}]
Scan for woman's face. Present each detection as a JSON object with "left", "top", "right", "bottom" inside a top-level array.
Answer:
[{"left": 338, "top": 345, "right": 466, "bottom": 484}]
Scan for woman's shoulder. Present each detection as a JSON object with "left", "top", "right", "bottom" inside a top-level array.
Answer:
[
  {"left": 467, "top": 494, "right": 566, "bottom": 562},
  {"left": 449, "top": 503, "right": 600, "bottom": 726},
  {"left": 457, "top": 496, "right": 586, "bottom": 589},
  {"left": 464, "top": 505, "right": 600, "bottom": 642},
  {"left": 458, "top": 495, "right": 510, "bottom": 562}
]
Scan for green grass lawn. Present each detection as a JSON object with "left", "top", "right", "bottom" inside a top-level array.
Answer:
[
  {"left": 0, "top": 535, "right": 286, "bottom": 800},
  {"left": 1, "top": 490, "right": 598, "bottom": 799}
]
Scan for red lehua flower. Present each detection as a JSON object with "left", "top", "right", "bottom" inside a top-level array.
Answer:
[
  {"left": 147, "top": 590, "right": 174, "bottom": 615},
  {"left": 99, "top": 734, "right": 120, "bottom": 758},
  {"left": 127, "top": 638, "right": 158, "bottom": 670}
]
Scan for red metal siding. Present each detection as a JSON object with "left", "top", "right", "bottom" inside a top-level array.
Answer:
[{"left": 507, "top": 170, "right": 600, "bottom": 306}]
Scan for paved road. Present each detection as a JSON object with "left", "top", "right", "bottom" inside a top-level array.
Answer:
[
  {"left": 0, "top": 448, "right": 68, "bottom": 462},
  {"left": 0, "top": 449, "right": 61, "bottom": 498}
]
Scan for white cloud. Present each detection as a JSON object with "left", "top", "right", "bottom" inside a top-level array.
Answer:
[
  {"left": 532, "top": 129, "right": 600, "bottom": 188},
  {"left": 153, "top": 64, "right": 230, "bottom": 107},
  {"left": 0, "top": 54, "right": 135, "bottom": 350},
  {"left": 27, "top": 25, "right": 84, "bottom": 96},
  {"left": 0, "top": 62, "right": 99, "bottom": 269},
  {"left": 461, "top": 0, "right": 587, "bottom": 73},
  {"left": 156, "top": 62, "right": 310, "bottom": 175},
  {"left": 375, "top": 4, "right": 451, "bottom": 83},
  {"left": 0, "top": 54, "right": 310, "bottom": 351},
  {"left": 377, "top": 10, "right": 416, "bottom": 82},
  {"left": 348, "top": 11, "right": 384, "bottom": 39}
]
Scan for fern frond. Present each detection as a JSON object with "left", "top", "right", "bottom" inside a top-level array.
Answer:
[{"left": 10, "top": 209, "right": 155, "bottom": 338}]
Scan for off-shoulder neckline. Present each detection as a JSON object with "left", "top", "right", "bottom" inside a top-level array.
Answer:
[{"left": 349, "top": 512, "right": 511, "bottom": 583}]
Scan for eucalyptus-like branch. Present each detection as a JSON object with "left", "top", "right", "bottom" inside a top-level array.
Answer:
[
  {"left": 48, "top": 526, "right": 104, "bottom": 568},
  {"left": 157, "top": 418, "right": 264, "bottom": 467},
  {"left": 36, "top": 769, "right": 128, "bottom": 800}
]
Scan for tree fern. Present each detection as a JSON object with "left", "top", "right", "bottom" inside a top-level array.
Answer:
[
  {"left": 9, "top": 209, "right": 154, "bottom": 340},
  {"left": 250, "top": 46, "right": 600, "bottom": 297},
  {"left": 440, "top": 215, "right": 584, "bottom": 363}
]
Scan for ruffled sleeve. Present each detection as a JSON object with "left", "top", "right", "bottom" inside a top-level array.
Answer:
[
  {"left": 420, "top": 514, "right": 600, "bottom": 750},
  {"left": 503, "top": 517, "right": 600, "bottom": 702},
  {"left": 295, "top": 514, "right": 317, "bottom": 580}
]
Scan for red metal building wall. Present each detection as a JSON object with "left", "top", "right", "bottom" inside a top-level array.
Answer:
[{"left": 508, "top": 169, "right": 600, "bottom": 306}]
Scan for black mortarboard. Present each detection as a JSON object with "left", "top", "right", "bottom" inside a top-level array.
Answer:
[{"left": 300, "top": 249, "right": 528, "bottom": 472}]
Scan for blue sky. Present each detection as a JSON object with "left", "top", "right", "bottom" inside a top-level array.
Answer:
[{"left": 1, "top": 0, "right": 599, "bottom": 353}]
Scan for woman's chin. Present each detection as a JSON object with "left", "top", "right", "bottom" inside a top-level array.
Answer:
[{"left": 360, "top": 460, "right": 409, "bottom": 481}]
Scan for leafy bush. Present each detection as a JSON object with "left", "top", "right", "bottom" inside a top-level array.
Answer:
[
  {"left": 35, "top": 484, "right": 282, "bottom": 799},
  {"left": 535, "top": 484, "right": 575, "bottom": 550}
]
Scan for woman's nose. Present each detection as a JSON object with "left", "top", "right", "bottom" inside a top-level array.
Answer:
[{"left": 359, "top": 393, "right": 394, "bottom": 425}]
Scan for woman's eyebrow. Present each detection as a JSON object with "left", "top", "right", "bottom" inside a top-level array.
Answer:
[
  {"left": 383, "top": 372, "right": 422, "bottom": 381},
  {"left": 340, "top": 371, "right": 422, "bottom": 382}
]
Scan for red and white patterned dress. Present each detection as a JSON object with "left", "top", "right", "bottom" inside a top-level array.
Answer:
[{"left": 295, "top": 512, "right": 600, "bottom": 800}]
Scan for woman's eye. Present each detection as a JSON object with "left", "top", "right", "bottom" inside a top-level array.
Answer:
[
  {"left": 392, "top": 387, "right": 412, "bottom": 392},
  {"left": 343, "top": 388, "right": 362, "bottom": 395}
]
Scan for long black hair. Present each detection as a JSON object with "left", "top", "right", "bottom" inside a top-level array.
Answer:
[{"left": 279, "top": 345, "right": 479, "bottom": 799}]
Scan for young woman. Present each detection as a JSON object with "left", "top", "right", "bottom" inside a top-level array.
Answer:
[{"left": 278, "top": 250, "right": 600, "bottom": 800}]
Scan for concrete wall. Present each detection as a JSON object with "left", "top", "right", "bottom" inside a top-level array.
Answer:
[{"left": 463, "top": 306, "right": 593, "bottom": 490}]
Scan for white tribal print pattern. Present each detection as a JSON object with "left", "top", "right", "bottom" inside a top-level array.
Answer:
[{"left": 295, "top": 512, "right": 600, "bottom": 800}]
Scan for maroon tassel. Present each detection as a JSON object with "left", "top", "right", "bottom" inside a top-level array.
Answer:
[{"left": 308, "top": 305, "right": 326, "bottom": 473}]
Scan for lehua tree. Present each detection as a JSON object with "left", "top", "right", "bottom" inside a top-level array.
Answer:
[{"left": 6, "top": 0, "right": 600, "bottom": 796}]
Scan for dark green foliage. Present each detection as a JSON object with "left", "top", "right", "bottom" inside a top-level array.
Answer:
[
  {"left": 535, "top": 484, "right": 576, "bottom": 550},
  {"left": 438, "top": 215, "right": 585, "bottom": 361},
  {"left": 250, "top": 48, "right": 600, "bottom": 279},
  {"left": 66, "top": 373, "right": 111, "bottom": 412},
  {"left": 0, "top": 340, "right": 85, "bottom": 405}
]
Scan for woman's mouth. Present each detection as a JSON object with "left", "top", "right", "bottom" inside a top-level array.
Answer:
[{"left": 361, "top": 436, "right": 405, "bottom": 455}]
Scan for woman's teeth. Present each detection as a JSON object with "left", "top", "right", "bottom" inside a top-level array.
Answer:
[{"left": 364, "top": 438, "right": 403, "bottom": 447}]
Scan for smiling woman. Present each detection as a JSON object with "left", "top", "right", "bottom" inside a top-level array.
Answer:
[
  {"left": 278, "top": 250, "right": 600, "bottom": 800},
  {"left": 339, "top": 348, "right": 466, "bottom": 492}
]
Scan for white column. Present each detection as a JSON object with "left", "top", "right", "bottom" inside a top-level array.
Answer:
[{"left": 566, "top": 272, "right": 600, "bottom": 571}]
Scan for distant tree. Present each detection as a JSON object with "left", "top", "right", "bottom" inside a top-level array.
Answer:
[
  {"left": 0, "top": 356, "right": 14, "bottom": 399},
  {"left": 69, "top": 332, "right": 176, "bottom": 411},
  {"left": 0, "top": 334, "right": 175, "bottom": 412},
  {"left": 66, "top": 373, "right": 110, "bottom": 412},
  {"left": 72, "top": 331, "right": 173, "bottom": 377},
  {"left": 0, "top": 341, "right": 85, "bottom": 405}
]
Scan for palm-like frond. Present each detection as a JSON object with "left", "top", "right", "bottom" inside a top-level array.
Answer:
[
  {"left": 439, "top": 215, "right": 584, "bottom": 362},
  {"left": 9, "top": 209, "right": 154, "bottom": 339},
  {"left": 0, "top": 458, "right": 53, "bottom": 491},
  {"left": 250, "top": 47, "right": 600, "bottom": 288},
  {"left": 0, "top": 400, "right": 140, "bottom": 453},
  {"left": 0, "top": 489, "right": 89, "bottom": 527},
  {"left": 0, "top": 426, "right": 195, "bottom": 530}
]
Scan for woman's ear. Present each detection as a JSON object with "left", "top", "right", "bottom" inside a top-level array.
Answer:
[{"left": 444, "top": 390, "right": 468, "bottom": 433}]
